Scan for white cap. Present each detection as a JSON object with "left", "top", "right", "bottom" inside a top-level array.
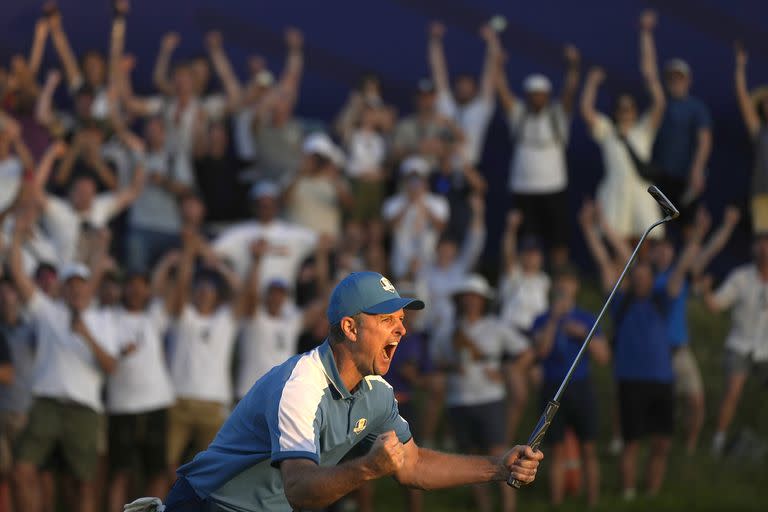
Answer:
[
  {"left": 523, "top": 74, "right": 552, "bottom": 94},
  {"left": 255, "top": 70, "right": 275, "bottom": 87},
  {"left": 452, "top": 274, "right": 495, "bottom": 299},
  {"left": 249, "top": 180, "right": 281, "bottom": 200},
  {"left": 665, "top": 58, "right": 691, "bottom": 77},
  {"left": 60, "top": 263, "right": 91, "bottom": 282},
  {"left": 400, "top": 156, "right": 431, "bottom": 177},
  {"left": 302, "top": 133, "right": 337, "bottom": 161}
]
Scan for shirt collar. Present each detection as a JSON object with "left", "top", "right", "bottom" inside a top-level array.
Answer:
[{"left": 317, "top": 340, "right": 352, "bottom": 399}]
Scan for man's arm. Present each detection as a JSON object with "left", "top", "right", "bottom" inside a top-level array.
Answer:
[
  {"left": 0, "top": 114, "right": 35, "bottom": 172},
  {"left": 734, "top": 43, "right": 760, "bottom": 138},
  {"left": 502, "top": 209, "right": 522, "bottom": 272},
  {"left": 560, "top": 44, "right": 581, "bottom": 114},
  {"left": 478, "top": 25, "right": 502, "bottom": 101},
  {"left": 692, "top": 206, "right": 740, "bottom": 276},
  {"left": 277, "top": 27, "right": 304, "bottom": 101},
  {"left": 205, "top": 31, "right": 243, "bottom": 112},
  {"left": 394, "top": 440, "right": 541, "bottom": 490},
  {"left": 638, "top": 10, "right": 666, "bottom": 130},
  {"left": 579, "top": 201, "right": 618, "bottom": 293},
  {"left": 427, "top": 22, "right": 450, "bottom": 94},
  {"left": 71, "top": 312, "right": 117, "bottom": 374},
  {"left": 29, "top": 17, "right": 50, "bottom": 78},
  {"left": 8, "top": 208, "right": 39, "bottom": 303},
  {"left": 35, "top": 70, "right": 63, "bottom": 128},
  {"left": 153, "top": 32, "right": 179, "bottom": 96},
  {"left": 688, "top": 126, "right": 712, "bottom": 199},
  {"left": 580, "top": 67, "right": 605, "bottom": 130},
  {"left": 48, "top": 9, "right": 83, "bottom": 91}
]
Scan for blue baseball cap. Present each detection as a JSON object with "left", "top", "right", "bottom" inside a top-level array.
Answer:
[{"left": 327, "top": 272, "right": 425, "bottom": 325}]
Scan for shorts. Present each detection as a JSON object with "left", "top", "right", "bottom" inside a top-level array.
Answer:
[
  {"left": 751, "top": 194, "right": 768, "bottom": 234},
  {"left": 447, "top": 400, "right": 506, "bottom": 453},
  {"left": 167, "top": 399, "right": 227, "bottom": 467},
  {"left": 540, "top": 380, "right": 598, "bottom": 444},
  {"left": 723, "top": 348, "right": 768, "bottom": 382},
  {"left": 672, "top": 345, "right": 704, "bottom": 395},
  {"left": 511, "top": 190, "right": 569, "bottom": 250},
  {"left": 109, "top": 408, "right": 169, "bottom": 475},
  {"left": 0, "top": 411, "right": 27, "bottom": 474},
  {"left": 618, "top": 381, "right": 675, "bottom": 442},
  {"left": 349, "top": 178, "right": 385, "bottom": 222},
  {"left": 14, "top": 398, "right": 100, "bottom": 480}
]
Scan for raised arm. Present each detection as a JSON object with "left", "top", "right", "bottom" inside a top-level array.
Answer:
[
  {"left": 495, "top": 50, "right": 516, "bottom": 113},
  {"left": 734, "top": 43, "right": 760, "bottom": 138},
  {"left": 235, "top": 240, "right": 266, "bottom": 318},
  {"left": 456, "top": 195, "right": 487, "bottom": 272},
  {"left": 579, "top": 201, "right": 617, "bottom": 293},
  {"left": 692, "top": 206, "right": 740, "bottom": 276},
  {"left": 501, "top": 210, "right": 522, "bottom": 271},
  {"left": 8, "top": 207, "right": 38, "bottom": 303},
  {"left": 205, "top": 31, "right": 243, "bottom": 112},
  {"left": 428, "top": 22, "right": 450, "bottom": 94},
  {"left": 35, "top": 70, "right": 63, "bottom": 128},
  {"left": 561, "top": 44, "right": 582, "bottom": 114},
  {"left": 277, "top": 28, "right": 304, "bottom": 100},
  {"left": 153, "top": 32, "right": 179, "bottom": 96},
  {"left": 48, "top": 8, "right": 83, "bottom": 91},
  {"left": 108, "top": 2, "right": 128, "bottom": 92},
  {"left": 478, "top": 25, "right": 502, "bottom": 101},
  {"left": 29, "top": 17, "right": 50, "bottom": 78},
  {"left": 638, "top": 10, "right": 666, "bottom": 129},
  {"left": 580, "top": 67, "right": 605, "bottom": 129},
  {"left": 0, "top": 114, "right": 35, "bottom": 172},
  {"left": 666, "top": 211, "right": 708, "bottom": 297},
  {"left": 150, "top": 249, "right": 181, "bottom": 306}
]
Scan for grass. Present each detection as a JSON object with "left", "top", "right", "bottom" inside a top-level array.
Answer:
[{"left": 365, "top": 282, "right": 768, "bottom": 511}]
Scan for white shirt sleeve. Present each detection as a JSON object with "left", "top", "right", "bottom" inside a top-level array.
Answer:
[
  {"left": 90, "top": 194, "right": 121, "bottom": 226},
  {"left": 589, "top": 113, "right": 612, "bottom": 142},
  {"left": 381, "top": 195, "right": 405, "bottom": 221},
  {"left": 500, "top": 324, "right": 530, "bottom": 356},
  {"left": 426, "top": 195, "right": 450, "bottom": 223},
  {"left": 436, "top": 90, "right": 458, "bottom": 120},
  {"left": 713, "top": 269, "right": 745, "bottom": 310},
  {"left": 26, "top": 289, "right": 55, "bottom": 321}
]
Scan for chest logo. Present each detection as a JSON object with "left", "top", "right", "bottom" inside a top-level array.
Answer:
[
  {"left": 353, "top": 418, "right": 367, "bottom": 434},
  {"left": 380, "top": 277, "right": 396, "bottom": 293}
]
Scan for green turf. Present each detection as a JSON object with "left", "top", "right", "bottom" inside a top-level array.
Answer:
[{"left": 362, "top": 282, "right": 768, "bottom": 511}]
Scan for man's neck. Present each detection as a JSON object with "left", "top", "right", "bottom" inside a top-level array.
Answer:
[{"left": 330, "top": 342, "right": 364, "bottom": 394}]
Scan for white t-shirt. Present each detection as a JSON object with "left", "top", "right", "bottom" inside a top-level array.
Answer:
[
  {"left": 43, "top": 194, "right": 121, "bottom": 264},
  {"left": 144, "top": 96, "right": 202, "bottom": 157},
  {"left": 236, "top": 306, "right": 303, "bottom": 399},
  {"left": 26, "top": 292, "right": 118, "bottom": 412},
  {"left": 285, "top": 176, "right": 344, "bottom": 238},
  {"left": 446, "top": 316, "right": 529, "bottom": 407},
  {"left": 345, "top": 129, "right": 386, "bottom": 178},
  {"left": 129, "top": 150, "right": 194, "bottom": 233},
  {"left": 0, "top": 156, "right": 23, "bottom": 211},
  {"left": 437, "top": 91, "right": 495, "bottom": 165},
  {"left": 213, "top": 220, "right": 318, "bottom": 285},
  {"left": 170, "top": 305, "right": 237, "bottom": 404},
  {"left": 507, "top": 102, "right": 570, "bottom": 194},
  {"left": 382, "top": 193, "right": 450, "bottom": 279},
  {"left": 1, "top": 217, "right": 59, "bottom": 275},
  {"left": 499, "top": 266, "right": 551, "bottom": 332},
  {"left": 107, "top": 303, "right": 175, "bottom": 414},
  {"left": 713, "top": 264, "right": 768, "bottom": 362}
]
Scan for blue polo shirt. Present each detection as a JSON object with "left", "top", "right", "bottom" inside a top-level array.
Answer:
[
  {"left": 652, "top": 95, "right": 712, "bottom": 179},
  {"left": 612, "top": 292, "right": 674, "bottom": 382},
  {"left": 532, "top": 308, "right": 600, "bottom": 384},
  {"left": 177, "top": 341, "right": 412, "bottom": 511},
  {"left": 653, "top": 268, "right": 689, "bottom": 348}
]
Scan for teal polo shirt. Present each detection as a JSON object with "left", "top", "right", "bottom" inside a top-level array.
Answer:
[{"left": 177, "top": 340, "right": 412, "bottom": 511}]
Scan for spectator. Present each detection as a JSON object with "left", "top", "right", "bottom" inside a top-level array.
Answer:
[
  {"left": 580, "top": 10, "right": 666, "bottom": 242},
  {"left": 652, "top": 58, "right": 713, "bottom": 228},
  {"left": 212, "top": 181, "right": 318, "bottom": 284},
  {"left": 382, "top": 156, "right": 449, "bottom": 279},
  {"left": 105, "top": 270, "right": 176, "bottom": 512},
  {"left": 160, "top": 231, "right": 241, "bottom": 470},
  {"left": 651, "top": 207, "right": 740, "bottom": 454},
  {"left": 427, "top": 21, "right": 501, "bottom": 165},
  {"left": 700, "top": 232, "right": 768, "bottom": 456},
  {"left": 531, "top": 266, "right": 610, "bottom": 506},
  {"left": 53, "top": 122, "right": 119, "bottom": 193},
  {"left": 497, "top": 43, "right": 581, "bottom": 268},
  {"left": 0, "top": 277, "right": 36, "bottom": 512},
  {"left": 734, "top": 43, "right": 768, "bottom": 233},
  {"left": 283, "top": 133, "right": 352, "bottom": 240},
  {"left": 235, "top": 237, "right": 330, "bottom": 400},
  {"left": 0, "top": 113, "right": 34, "bottom": 212},
  {"left": 581, "top": 198, "right": 697, "bottom": 499},
  {"left": 192, "top": 120, "right": 250, "bottom": 223},
  {"left": 447, "top": 274, "right": 532, "bottom": 512},
  {"left": 8, "top": 208, "right": 118, "bottom": 512}
]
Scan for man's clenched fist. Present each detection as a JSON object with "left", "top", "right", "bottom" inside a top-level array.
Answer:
[
  {"left": 502, "top": 445, "right": 544, "bottom": 485},
  {"left": 365, "top": 431, "right": 405, "bottom": 478}
]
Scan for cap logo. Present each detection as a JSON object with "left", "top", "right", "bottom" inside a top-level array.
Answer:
[{"left": 380, "top": 277, "right": 396, "bottom": 293}]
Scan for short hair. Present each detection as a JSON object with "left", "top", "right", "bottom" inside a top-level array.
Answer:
[{"left": 329, "top": 313, "right": 363, "bottom": 344}]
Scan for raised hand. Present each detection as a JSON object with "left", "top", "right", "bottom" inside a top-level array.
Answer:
[
  {"left": 723, "top": 205, "right": 741, "bottom": 227},
  {"left": 506, "top": 210, "right": 523, "bottom": 232},
  {"left": 113, "top": 0, "right": 130, "bottom": 17},
  {"left": 205, "top": 31, "right": 223, "bottom": 51},
  {"left": 364, "top": 431, "right": 405, "bottom": 478},
  {"left": 563, "top": 44, "right": 581, "bottom": 66},
  {"left": 639, "top": 9, "right": 657, "bottom": 31},
  {"left": 734, "top": 41, "right": 748, "bottom": 68},
  {"left": 429, "top": 21, "right": 446, "bottom": 40},
  {"left": 284, "top": 27, "right": 304, "bottom": 50},
  {"left": 586, "top": 66, "right": 606, "bottom": 85},
  {"left": 479, "top": 24, "right": 495, "bottom": 42},
  {"left": 161, "top": 32, "right": 181, "bottom": 52}
]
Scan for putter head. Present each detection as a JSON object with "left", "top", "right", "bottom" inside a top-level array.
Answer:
[{"left": 648, "top": 186, "right": 680, "bottom": 220}]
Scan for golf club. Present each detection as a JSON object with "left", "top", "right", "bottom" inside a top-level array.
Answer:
[{"left": 509, "top": 185, "right": 679, "bottom": 488}]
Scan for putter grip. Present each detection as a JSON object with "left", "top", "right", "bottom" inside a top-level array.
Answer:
[{"left": 507, "top": 400, "right": 560, "bottom": 489}]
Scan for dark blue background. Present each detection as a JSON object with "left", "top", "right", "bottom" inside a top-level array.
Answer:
[{"left": 3, "top": 0, "right": 767, "bottom": 275}]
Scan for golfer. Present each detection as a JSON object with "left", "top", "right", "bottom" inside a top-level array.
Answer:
[{"left": 128, "top": 271, "right": 542, "bottom": 511}]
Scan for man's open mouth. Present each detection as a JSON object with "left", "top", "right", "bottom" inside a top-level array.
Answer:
[{"left": 382, "top": 342, "right": 398, "bottom": 361}]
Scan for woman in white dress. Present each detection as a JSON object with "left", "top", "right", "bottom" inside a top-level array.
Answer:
[{"left": 580, "top": 10, "right": 666, "bottom": 240}]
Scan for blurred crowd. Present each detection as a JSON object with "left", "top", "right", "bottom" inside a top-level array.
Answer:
[{"left": 0, "top": 3, "right": 767, "bottom": 512}]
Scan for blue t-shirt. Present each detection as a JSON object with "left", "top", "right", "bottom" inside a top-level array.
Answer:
[
  {"left": 653, "top": 269, "right": 689, "bottom": 348},
  {"left": 177, "top": 341, "right": 412, "bottom": 512},
  {"left": 652, "top": 95, "right": 712, "bottom": 179},
  {"left": 532, "top": 308, "right": 600, "bottom": 383},
  {"left": 612, "top": 292, "right": 674, "bottom": 382}
]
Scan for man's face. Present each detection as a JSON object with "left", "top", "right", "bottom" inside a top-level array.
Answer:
[
  {"left": 526, "top": 91, "right": 550, "bottom": 111},
  {"left": 256, "top": 196, "right": 279, "bottom": 222},
  {"left": 173, "top": 66, "right": 195, "bottom": 97},
  {"left": 553, "top": 275, "right": 579, "bottom": 304},
  {"left": 352, "top": 310, "right": 406, "bottom": 377},
  {"left": 82, "top": 52, "right": 106, "bottom": 87},
  {"left": 99, "top": 279, "right": 122, "bottom": 307},
  {"left": 415, "top": 91, "right": 436, "bottom": 114},
  {"left": 144, "top": 117, "right": 166, "bottom": 149},
  {"left": 69, "top": 177, "right": 97, "bottom": 211},
  {"left": 614, "top": 94, "right": 638, "bottom": 125},
  {"left": 630, "top": 263, "right": 654, "bottom": 297},
  {"left": 458, "top": 292, "right": 486, "bottom": 317},
  {"left": 191, "top": 58, "right": 211, "bottom": 95},
  {"left": 35, "top": 268, "right": 59, "bottom": 297},
  {"left": 454, "top": 75, "right": 477, "bottom": 104},
  {"left": 266, "top": 285, "right": 288, "bottom": 315},
  {"left": 124, "top": 276, "right": 150, "bottom": 311},
  {"left": 180, "top": 196, "right": 206, "bottom": 226},
  {"left": 193, "top": 280, "right": 219, "bottom": 312},
  {"left": 520, "top": 248, "right": 543, "bottom": 273},
  {"left": 651, "top": 240, "right": 675, "bottom": 270},
  {"left": 665, "top": 71, "right": 690, "bottom": 99},
  {"left": 63, "top": 278, "right": 90, "bottom": 312}
]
